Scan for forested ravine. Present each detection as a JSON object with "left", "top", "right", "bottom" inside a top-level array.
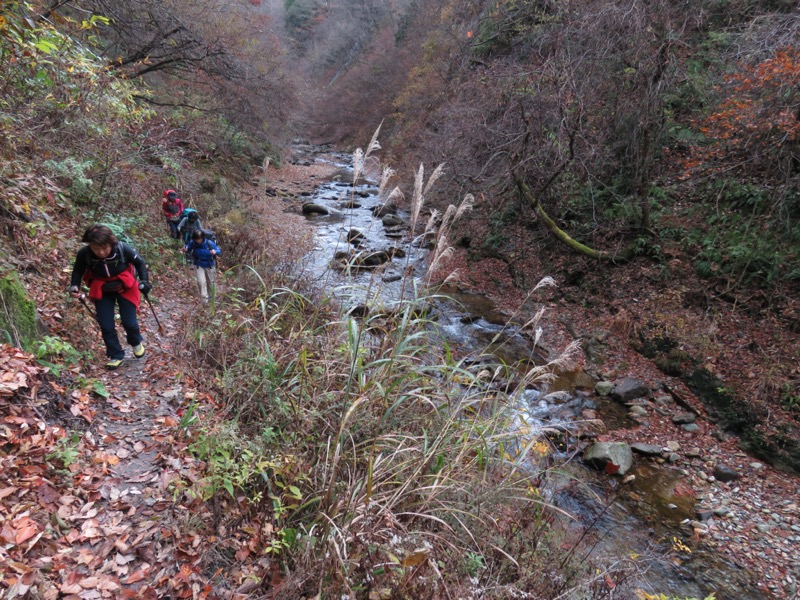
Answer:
[{"left": 288, "top": 146, "right": 787, "bottom": 599}]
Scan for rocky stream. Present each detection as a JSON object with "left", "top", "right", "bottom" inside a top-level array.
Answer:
[{"left": 274, "top": 145, "right": 798, "bottom": 599}]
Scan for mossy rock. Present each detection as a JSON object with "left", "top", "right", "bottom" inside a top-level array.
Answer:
[{"left": 0, "top": 271, "right": 38, "bottom": 350}]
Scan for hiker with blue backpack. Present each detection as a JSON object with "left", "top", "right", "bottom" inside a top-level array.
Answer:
[
  {"left": 69, "top": 224, "right": 152, "bottom": 369},
  {"left": 182, "top": 229, "right": 221, "bottom": 303}
]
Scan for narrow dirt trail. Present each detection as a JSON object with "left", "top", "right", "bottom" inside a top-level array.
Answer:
[{"left": 1, "top": 253, "right": 229, "bottom": 598}]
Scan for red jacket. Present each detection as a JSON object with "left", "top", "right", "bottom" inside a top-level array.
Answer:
[
  {"left": 84, "top": 265, "right": 141, "bottom": 310},
  {"left": 162, "top": 197, "right": 184, "bottom": 219}
]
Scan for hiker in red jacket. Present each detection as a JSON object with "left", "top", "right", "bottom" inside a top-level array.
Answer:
[
  {"left": 69, "top": 224, "right": 152, "bottom": 369},
  {"left": 161, "top": 190, "right": 184, "bottom": 238}
]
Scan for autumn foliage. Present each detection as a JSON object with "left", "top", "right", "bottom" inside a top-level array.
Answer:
[{"left": 686, "top": 46, "right": 800, "bottom": 177}]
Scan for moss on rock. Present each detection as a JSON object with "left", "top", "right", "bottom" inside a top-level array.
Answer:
[{"left": 0, "top": 271, "right": 38, "bottom": 350}]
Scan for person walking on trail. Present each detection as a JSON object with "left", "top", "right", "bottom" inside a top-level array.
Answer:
[
  {"left": 161, "top": 190, "right": 184, "bottom": 239},
  {"left": 69, "top": 224, "right": 152, "bottom": 369},
  {"left": 177, "top": 208, "right": 202, "bottom": 244},
  {"left": 183, "top": 229, "right": 220, "bottom": 303}
]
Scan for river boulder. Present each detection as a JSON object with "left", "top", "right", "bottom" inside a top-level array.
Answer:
[
  {"left": 357, "top": 251, "right": 390, "bottom": 267},
  {"left": 584, "top": 442, "right": 634, "bottom": 475},
  {"left": 302, "top": 202, "right": 329, "bottom": 216},
  {"left": 611, "top": 378, "right": 650, "bottom": 402},
  {"left": 346, "top": 229, "right": 366, "bottom": 246},
  {"left": 382, "top": 214, "right": 406, "bottom": 227}
]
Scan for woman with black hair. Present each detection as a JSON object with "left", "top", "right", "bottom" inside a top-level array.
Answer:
[{"left": 69, "top": 224, "right": 152, "bottom": 369}]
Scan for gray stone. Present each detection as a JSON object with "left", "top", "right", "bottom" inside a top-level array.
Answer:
[
  {"left": 383, "top": 273, "right": 402, "bottom": 283},
  {"left": 672, "top": 412, "right": 697, "bottom": 424},
  {"left": 630, "top": 443, "right": 663, "bottom": 456},
  {"left": 629, "top": 405, "right": 648, "bottom": 417},
  {"left": 302, "top": 202, "right": 329, "bottom": 215},
  {"left": 346, "top": 229, "right": 366, "bottom": 245},
  {"left": 697, "top": 509, "right": 715, "bottom": 522},
  {"left": 682, "top": 423, "right": 700, "bottom": 433},
  {"left": 583, "top": 442, "right": 634, "bottom": 476},
  {"left": 611, "top": 378, "right": 650, "bottom": 402},
  {"left": 595, "top": 381, "right": 614, "bottom": 396},
  {"left": 713, "top": 464, "right": 741, "bottom": 482},
  {"left": 382, "top": 214, "right": 406, "bottom": 227}
]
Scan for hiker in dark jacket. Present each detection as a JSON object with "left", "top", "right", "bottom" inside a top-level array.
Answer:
[
  {"left": 183, "top": 229, "right": 221, "bottom": 303},
  {"left": 177, "top": 209, "right": 203, "bottom": 245},
  {"left": 69, "top": 224, "right": 152, "bottom": 369}
]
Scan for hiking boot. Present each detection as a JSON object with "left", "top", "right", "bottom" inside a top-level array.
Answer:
[
  {"left": 133, "top": 343, "right": 145, "bottom": 358},
  {"left": 106, "top": 358, "right": 124, "bottom": 370}
]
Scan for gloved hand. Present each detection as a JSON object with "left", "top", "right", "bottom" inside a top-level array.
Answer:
[
  {"left": 69, "top": 285, "right": 81, "bottom": 298},
  {"left": 138, "top": 282, "right": 152, "bottom": 295}
]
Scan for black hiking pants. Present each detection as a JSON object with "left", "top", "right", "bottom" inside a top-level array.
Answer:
[{"left": 94, "top": 294, "right": 142, "bottom": 359}]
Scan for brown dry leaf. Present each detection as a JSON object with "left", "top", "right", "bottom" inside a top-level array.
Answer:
[
  {"left": 125, "top": 567, "right": 150, "bottom": 584},
  {"left": 0, "top": 486, "right": 18, "bottom": 500},
  {"left": 14, "top": 519, "right": 39, "bottom": 544}
]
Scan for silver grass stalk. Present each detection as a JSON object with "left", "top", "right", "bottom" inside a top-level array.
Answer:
[
  {"left": 424, "top": 209, "right": 440, "bottom": 234},
  {"left": 454, "top": 193, "right": 474, "bottom": 221},
  {"left": 379, "top": 165, "right": 396, "bottom": 197},
  {"left": 410, "top": 164, "right": 425, "bottom": 233},
  {"left": 443, "top": 270, "right": 461, "bottom": 284},
  {"left": 364, "top": 121, "right": 382, "bottom": 160},
  {"left": 423, "top": 163, "right": 445, "bottom": 197},
  {"left": 384, "top": 186, "right": 404, "bottom": 209},
  {"left": 532, "top": 276, "right": 556, "bottom": 292},
  {"left": 353, "top": 148, "right": 364, "bottom": 185},
  {"left": 437, "top": 205, "right": 458, "bottom": 244}
]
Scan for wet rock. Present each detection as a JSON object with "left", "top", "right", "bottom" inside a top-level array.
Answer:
[
  {"left": 302, "top": 202, "right": 329, "bottom": 215},
  {"left": 382, "top": 214, "right": 406, "bottom": 227},
  {"left": 346, "top": 229, "right": 366, "bottom": 245},
  {"left": 357, "top": 251, "right": 390, "bottom": 267},
  {"left": 595, "top": 381, "right": 614, "bottom": 396},
  {"left": 672, "top": 412, "right": 697, "bottom": 424},
  {"left": 341, "top": 200, "right": 362, "bottom": 209},
  {"left": 373, "top": 203, "right": 396, "bottom": 218},
  {"left": 542, "top": 391, "right": 572, "bottom": 404},
  {"left": 630, "top": 443, "right": 663, "bottom": 456},
  {"left": 386, "top": 246, "right": 406, "bottom": 259},
  {"left": 713, "top": 464, "right": 741, "bottom": 482},
  {"left": 334, "top": 250, "right": 352, "bottom": 261},
  {"left": 383, "top": 273, "right": 402, "bottom": 283},
  {"left": 611, "top": 378, "right": 650, "bottom": 402},
  {"left": 347, "top": 305, "right": 369, "bottom": 318},
  {"left": 583, "top": 442, "right": 633, "bottom": 475}
]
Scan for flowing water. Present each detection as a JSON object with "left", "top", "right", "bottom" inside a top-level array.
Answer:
[{"left": 290, "top": 148, "right": 764, "bottom": 599}]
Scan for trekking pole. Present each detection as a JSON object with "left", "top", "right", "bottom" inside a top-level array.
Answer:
[
  {"left": 77, "top": 294, "right": 99, "bottom": 323},
  {"left": 142, "top": 293, "right": 166, "bottom": 335}
]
